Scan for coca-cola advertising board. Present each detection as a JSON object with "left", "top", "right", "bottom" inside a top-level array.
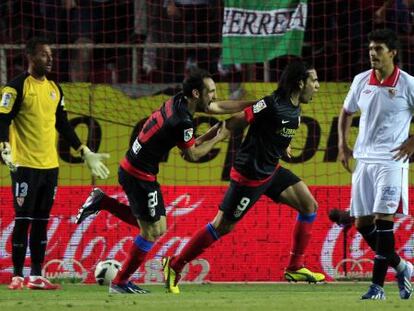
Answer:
[{"left": 0, "top": 186, "right": 413, "bottom": 284}]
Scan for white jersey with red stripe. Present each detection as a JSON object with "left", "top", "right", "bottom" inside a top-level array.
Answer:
[{"left": 344, "top": 67, "right": 414, "bottom": 167}]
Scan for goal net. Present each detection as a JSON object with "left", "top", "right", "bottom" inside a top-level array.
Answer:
[{"left": 0, "top": 0, "right": 413, "bottom": 284}]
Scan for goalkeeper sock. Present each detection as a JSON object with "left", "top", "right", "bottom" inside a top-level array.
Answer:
[
  {"left": 12, "top": 218, "right": 30, "bottom": 277},
  {"left": 101, "top": 195, "right": 139, "bottom": 228},
  {"left": 170, "top": 223, "right": 219, "bottom": 273},
  {"left": 30, "top": 218, "right": 48, "bottom": 276},
  {"left": 113, "top": 235, "right": 153, "bottom": 284},
  {"left": 287, "top": 213, "right": 316, "bottom": 271}
]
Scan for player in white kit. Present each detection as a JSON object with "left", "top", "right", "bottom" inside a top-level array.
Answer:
[{"left": 338, "top": 29, "right": 414, "bottom": 300}]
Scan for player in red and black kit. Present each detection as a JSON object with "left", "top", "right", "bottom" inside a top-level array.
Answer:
[
  {"left": 163, "top": 61, "right": 324, "bottom": 294},
  {"left": 75, "top": 69, "right": 254, "bottom": 294}
]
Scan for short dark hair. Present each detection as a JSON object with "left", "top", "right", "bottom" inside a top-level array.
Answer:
[
  {"left": 278, "top": 60, "right": 314, "bottom": 97},
  {"left": 25, "top": 37, "right": 50, "bottom": 56},
  {"left": 368, "top": 28, "right": 399, "bottom": 63},
  {"left": 182, "top": 69, "right": 212, "bottom": 98}
]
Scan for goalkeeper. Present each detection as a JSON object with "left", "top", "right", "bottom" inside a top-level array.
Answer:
[{"left": 0, "top": 37, "right": 109, "bottom": 291}]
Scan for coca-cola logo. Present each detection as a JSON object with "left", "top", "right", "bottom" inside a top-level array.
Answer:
[
  {"left": 0, "top": 189, "right": 210, "bottom": 284},
  {"left": 321, "top": 216, "right": 414, "bottom": 279},
  {"left": 1, "top": 185, "right": 412, "bottom": 283}
]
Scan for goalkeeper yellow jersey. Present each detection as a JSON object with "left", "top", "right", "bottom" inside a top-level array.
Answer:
[{"left": 0, "top": 72, "right": 82, "bottom": 169}]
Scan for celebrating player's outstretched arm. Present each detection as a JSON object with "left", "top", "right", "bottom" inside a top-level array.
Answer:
[
  {"left": 182, "top": 121, "right": 229, "bottom": 161},
  {"left": 205, "top": 100, "right": 255, "bottom": 114}
]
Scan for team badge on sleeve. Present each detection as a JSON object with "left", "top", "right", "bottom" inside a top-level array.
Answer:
[
  {"left": 1, "top": 93, "right": 12, "bottom": 107},
  {"left": 183, "top": 128, "right": 194, "bottom": 142},
  {"left": 253, "top": 100, "right": 267, "bottom": 113}
]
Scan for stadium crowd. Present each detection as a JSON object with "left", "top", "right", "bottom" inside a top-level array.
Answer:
[{"left": 0, "top": 1, "right": 413, "bottom": 83}]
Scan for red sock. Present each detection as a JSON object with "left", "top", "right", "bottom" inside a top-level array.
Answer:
[
  {"left": 113, "top": 236, "right": 153, "bottom": 284},
  {"left": 101, "top": 195, "right": 139, "bottom": 228},
  {"left": 287, "top": 217, "right": 314, "bottom": 271},
  {"left": 170, "top": 223, "right": 219, "bottom": 273}
]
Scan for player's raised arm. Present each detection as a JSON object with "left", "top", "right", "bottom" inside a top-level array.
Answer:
[
  {"left": 223, "top": 111, "right": 249, "bottom": 132},
  {"left": 205, "top": 100, "right": 255, "bottom": 114},
  {"left": 182, "top": 121, "right": 230, "bottom": 161}
]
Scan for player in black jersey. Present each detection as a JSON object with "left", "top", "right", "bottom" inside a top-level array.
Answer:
[
  {"left": 163, "top": 60, "right": 324, "bottom": 294},
  {"left": 0, "top": 37, "right": 109, "bottom": 290},
  {"left": 75, "top": 69, "right": 254, "bottom": 294}
]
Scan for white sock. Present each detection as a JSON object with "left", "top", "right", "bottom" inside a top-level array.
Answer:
[{"left": 395, "top": 259, "right": 406, "bottom": 273}]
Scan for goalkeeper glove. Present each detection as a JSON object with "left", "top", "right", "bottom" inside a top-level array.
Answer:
[
  {"left": 80, "top": 145, "right": 110, "bottom": 179},
  {"left": 0, "top": 142, "right": 17, "bottom": 172}
]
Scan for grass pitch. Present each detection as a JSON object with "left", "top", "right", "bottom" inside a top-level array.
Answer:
[{"left": 0, "top": 283, "right": 412, "bottom": 311}]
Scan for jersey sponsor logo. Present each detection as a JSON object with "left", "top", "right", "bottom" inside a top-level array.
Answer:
[
  {"left": 279, "top": 127, "right": 296, "bottom": 138},
  {"left": 1, "top": 93, "right": 12, "bottom": 107},
  {"left": 281, "top": 120, "right": 289, "bottom": 124},
  {"left": 253, "top": 100, "right": 267, "bottom": 113},
  {"left": 50, "top": 91, "right": 57, "bottom": 100},
  {"left": 183, "top": 128, "right": 194, "bottom": 142},
  {"left": 363, "top": 89, "right": 372, "bottom": 94}
]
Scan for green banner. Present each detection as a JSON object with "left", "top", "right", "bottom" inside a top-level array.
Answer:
[{"left": 222, "top": 0, "right": 307, "bottom": 65}]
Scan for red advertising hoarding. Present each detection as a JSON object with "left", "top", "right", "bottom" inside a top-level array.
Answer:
[{"left": 0, "top": 186, "right": 413, "bottom": 284}]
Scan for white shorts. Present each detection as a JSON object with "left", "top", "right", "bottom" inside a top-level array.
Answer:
[{"left": 349, "top": 161, "right": 409, "bottom": 217}]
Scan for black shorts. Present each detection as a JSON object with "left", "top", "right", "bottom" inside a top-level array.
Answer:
[
  {"left": 11, "top": 167, "right": 58, "bottom": 219},
  {"left": 220, "top": 167, "right": 301, "bottom": 221},
  {"left": 118, "top": 167, "right": 165, "bottom": 222}
]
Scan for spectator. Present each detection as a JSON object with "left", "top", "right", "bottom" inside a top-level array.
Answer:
[
  {"left": 157, "top": 0, "right": 221, "bottom": 83},
  {"left": 67, "top": 0, "right": 132, "bottom": 82}
]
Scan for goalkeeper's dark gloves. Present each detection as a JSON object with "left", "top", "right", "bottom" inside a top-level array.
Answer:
[
  {"left": 79, "top": 145, "right": 110, "bottom": 179},
  {"left": 0, "top": 142, "right": 17, "bottom": 172}
]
